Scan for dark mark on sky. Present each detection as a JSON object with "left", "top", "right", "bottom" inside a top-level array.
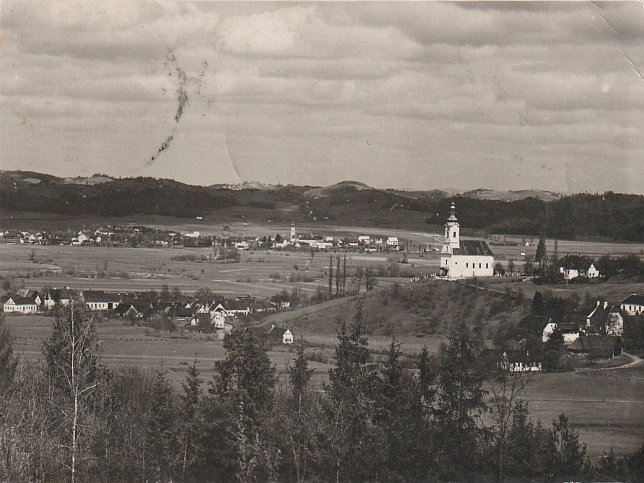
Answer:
[{"left": 148, "top": 51, "right": 210, "bottom": 165}]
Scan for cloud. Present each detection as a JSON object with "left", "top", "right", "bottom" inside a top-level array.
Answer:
[{"left": 1, "top": 1, "right": 642, "bottom": 193}]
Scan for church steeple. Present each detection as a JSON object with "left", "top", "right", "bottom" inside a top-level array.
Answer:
[{"left": 443, "top": 201, "right": 460, "bottom": 252}]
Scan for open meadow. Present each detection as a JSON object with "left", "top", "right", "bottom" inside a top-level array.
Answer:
[{"left": 0, "top": 243, "right": 428, "bottom": 298}]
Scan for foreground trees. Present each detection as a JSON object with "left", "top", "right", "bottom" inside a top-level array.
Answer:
[{"left": 1, "top": 305, "right": 643, "bottom": 482}]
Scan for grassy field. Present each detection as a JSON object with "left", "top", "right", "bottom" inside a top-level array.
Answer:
[
  {"left": 0, "top": 244, "right": 427, "bottom": 298},
  {"left": 6, "top": 313, "right": 643, "bottom": 457}
]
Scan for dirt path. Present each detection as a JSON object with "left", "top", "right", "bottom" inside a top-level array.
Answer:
[{"left": 597, "top": 352, "right": 643, "bottom": 370}]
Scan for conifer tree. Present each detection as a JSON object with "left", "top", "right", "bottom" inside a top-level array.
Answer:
[{"left": 0, "top": 315, "right": 17, "bottom": 394}]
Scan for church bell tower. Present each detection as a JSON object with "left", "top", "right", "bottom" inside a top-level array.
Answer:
[{"left": 443, "top": 201, "right": 460, "bottom": 252}]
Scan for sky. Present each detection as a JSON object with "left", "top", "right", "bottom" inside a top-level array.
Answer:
[{"left": 1, "top": 1, "right": 643, "bottom": 194}]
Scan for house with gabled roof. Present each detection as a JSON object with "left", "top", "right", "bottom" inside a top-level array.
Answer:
[
  {"left": 82, "top": 290, "right": 121, "bottom": 311},
  {"left": 568, "top": 335, "right": 622, "bottom": 359},
  {"left": 2, "top": 295, "right": 38, "bottom": 314},
  {"left": 585, "top": 301, "right": 623, "bottom": 336},
  {"left": 620, "top": 294, "right": 644, "bottom": 316}
]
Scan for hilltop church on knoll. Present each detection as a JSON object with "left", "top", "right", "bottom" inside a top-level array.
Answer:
[{"left": 440, "top": 202, "right": 494, "bottom": 279}]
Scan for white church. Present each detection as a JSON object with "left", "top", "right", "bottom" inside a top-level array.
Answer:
[{"left": 440, "top": 202, "right": 495, "bottom": 279}]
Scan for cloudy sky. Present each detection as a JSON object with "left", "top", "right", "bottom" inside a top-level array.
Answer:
[{"left": 1, "top": 1, "right": 643, "bottom": 193}]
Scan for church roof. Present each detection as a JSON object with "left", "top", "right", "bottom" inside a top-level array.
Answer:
[{"left": 453, "top": 240, "right": 494, "bottom": 256}]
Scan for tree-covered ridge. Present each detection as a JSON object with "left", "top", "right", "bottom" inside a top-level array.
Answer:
[
  {"left": 1, "top": 170, "right": 643, "bottom": 241},
  {"left": 1, "top": 307, "right": 643, "bottom": 482}
]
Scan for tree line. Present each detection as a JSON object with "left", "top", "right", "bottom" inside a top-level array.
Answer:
[{"left": 1, "top": 303, "right": 643, "bottom": 482}]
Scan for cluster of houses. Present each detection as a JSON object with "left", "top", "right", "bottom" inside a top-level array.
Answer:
[
  {"left": 481, "top": 294, "right": 643, "bottom": 373},
  {"left": 232, "top": 223, "right": 400, "bottom": 253},
  {"left": 1, "top": 223, "right": 403, "bottom": 254},
  {"left": 0, "top": 226, "right": 212, "bottom": 248},
  {"left": 0, "top": 287, "right": 297, "bottom": 345}
]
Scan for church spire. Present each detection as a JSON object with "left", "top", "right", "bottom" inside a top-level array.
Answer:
[{"left": 448, "top": 201, "right": 458, "bottom": 222}]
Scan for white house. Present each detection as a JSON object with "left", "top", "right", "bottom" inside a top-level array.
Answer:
[
  {"left": 282, "top": 329, "right": 294, "bottom": 345},
  {"left": 620, "top": 294, "right": 644, "bottom": 316},
  {"left": 587, "top": 264, "right": 600, "bottom": 278},
  {"left": 82, "top": 291, "right": 121, "bottom": 311},
  {"left": 560, "top": 267, "right": 579, "bottom": 280},
  {"left": 542, "top": 322, "right": 580, "bottom": 344},
  {"left": 213, "top": 312, "right": 227, "bottom": 329},
  {"left": 2, "top": 296, "right": 38, "bottom": 313},
  {"left": 386, "top": 236, "right": 399, "bottom": 250},
  {"left": 358, "top": 235, "right": 371, "bottom": 245},
  {"left": 440, "top": 202, "right": 494, "bottom": 280}
]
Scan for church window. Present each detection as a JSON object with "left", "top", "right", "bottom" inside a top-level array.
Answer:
[
  {"left": 453, "top": 232, "right": 456, "bottom": 238},
  {"left": 486, "top": 263, "right": 489, "bottom": 269},
  {"left": 466, "top": 263, "right": 468, "bottom": 268},
  {"left": 479, "top": 263, "right": 482, "bottom": 268}
]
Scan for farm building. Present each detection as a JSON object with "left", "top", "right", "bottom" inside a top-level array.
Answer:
[
  {"left": 620, "top": 294, "right": 644, "bottom": 316},
  {"left": 478, "top": 349, "right": 542, "bottom": 373},
  {"left": 568, "top": 335, "right": 622, "bottom": 359},
  {"left": 440, "top": 202, "right": 494, "bottom": 279},
  {"left": 82, "top": 291, "right": 121, "bottom": 311},
  {"left": 542, "top": 322, "right": 580, "bottom": 344},
  {"left": 518, "top": 314, "right": 579, "bottom": 345},
  {"left": 1, "top": 295, "right": 38, "bottom": 314},
  {"left": 585, "top": 301, "right": 624, "bottom": 336}
]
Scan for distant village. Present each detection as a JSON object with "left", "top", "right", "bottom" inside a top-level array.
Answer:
[{"left": 0, "top": 222, "right": 402, "bottom": 254}]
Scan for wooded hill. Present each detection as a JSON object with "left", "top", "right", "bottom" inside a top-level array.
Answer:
[{"left": 1, "top": 171, "right": 642, "bottom": 241}]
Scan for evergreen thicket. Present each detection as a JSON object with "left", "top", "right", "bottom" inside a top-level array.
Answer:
[{"left": 0, "top": 304, "right": 642, "bottom": 482}]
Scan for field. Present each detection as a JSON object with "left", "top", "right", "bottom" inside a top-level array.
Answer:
[
  {"left": 6, "top": 314, "right": 643, "bottom": 458},
  {"left": 2, "top": 219, "right": 642, "bottom": 300},
  {"left": 0, "top": 243, "right": 427, "bottom": 298}
]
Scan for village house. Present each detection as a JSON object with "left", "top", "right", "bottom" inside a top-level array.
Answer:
[
  {"left": 560, "top": 267, "right": 579, "bottom": 280},
  {"left": 440, "top": 202, "right": 494, "bottom": 279},
  {"left": 542, "top": 321, "right": 580, "bottom": 344},
  {"left": 478, "top": 349, "right": 542, "bottom": 373},
  {"left": 267, "top": 325, "right": 294, "bottom": 345},
  {"left": 587, "top": 263, "right": 600, "bottom": 278},
  {"left": 620, "top": 294, "right": 644, "bottom": 316},
  {"left": 82, "top": 291, "right": 121, "bottom": 311},
  {"left": 386, "top": 236, "right": 399, "bottom": 250},
  {"left": 518, "top": 314, "right": 579, "bottom": 345},
  {"left": 568, "top": 335, "right": 622, "bottom": 359},
  {"left": 585, "top": 301, "right": 624, "bottom": 336},
  {"left": 2, "top": 295, "right": 38, "bottom": 314}
]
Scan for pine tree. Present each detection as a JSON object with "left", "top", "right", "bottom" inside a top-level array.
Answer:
[
  {"left": 0, "top": 315, "right": 17, "bottom": 393},
  {"left": 433, "top": 327, "right": 487, "bottom": 480},
  {"left": 325, "top": 304, "right": 381, "bottom": 482},
  {"left": 180, "top": 360, "right": 202, "bottom": 481},
  {"left": 535, "top": 235, "right": 547, "bottom": 263}
]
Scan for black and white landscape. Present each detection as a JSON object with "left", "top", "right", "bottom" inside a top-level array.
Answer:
[{"left": 1, "top": 1, "right": 643, "bottom": 482}]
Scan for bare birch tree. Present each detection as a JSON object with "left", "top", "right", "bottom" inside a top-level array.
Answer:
[{"left": 43, "top": 298, "right": 100, "bottom": 483}]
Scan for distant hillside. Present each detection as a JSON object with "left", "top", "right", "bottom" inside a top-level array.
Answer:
[
  {"left": 462, "top": 188, "right": 562, "bottom": 202},
  {"left": 1, "top": 171, "right": 642, "bottom": 241}
]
